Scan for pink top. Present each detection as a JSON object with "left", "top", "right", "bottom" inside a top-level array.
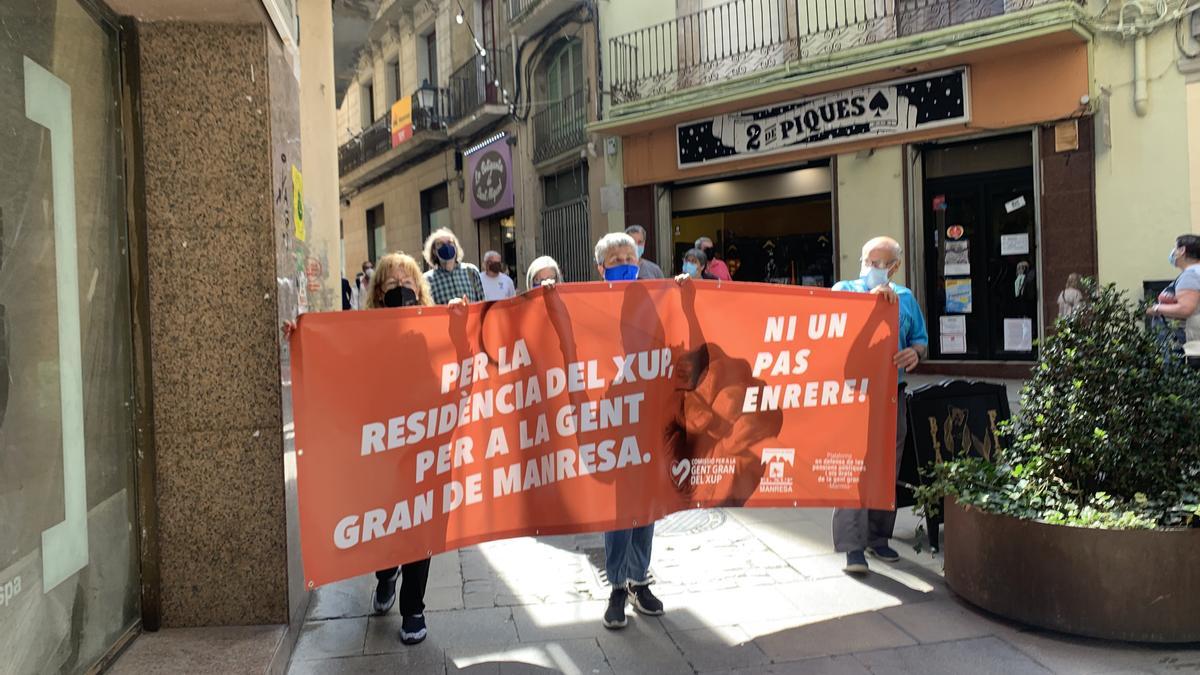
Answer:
[{"left": 707, "top": 258, "right": 732, "bottom": 281}]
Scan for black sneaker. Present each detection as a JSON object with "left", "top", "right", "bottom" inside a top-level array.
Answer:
[
  {"left": 627, "top": 582, "right": 664, "bottom": 616},
  {"left": 867, "top": 545, "right": 901, "bottom": 563},
  {"left": 844, "top": 550, "right": 869, "bottom": 574},
  {"left": 602, "top": 587, "right": 628, "bottom": 629},
  {"left": 373, "top": 570, "right": 399, "bottom": 614},
  {"left": 400, "top": 614, "right": 427, "bottom": 645}
]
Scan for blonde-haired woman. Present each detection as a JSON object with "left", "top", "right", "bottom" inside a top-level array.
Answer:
[
  {"left": 282, "top": 251, "right": 435, "bottom": 646},
  {"left": 422, "top": 227, "right": 484, "bottom": 305},
  {"left": 366, "top": 252, "right": 434, "bottom": 309}
]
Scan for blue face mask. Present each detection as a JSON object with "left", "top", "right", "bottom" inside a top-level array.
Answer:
[
  {"left": 682, "top": 261, "right": 699, "bottom": 277},
  {"left": 636, "top": 244, "right": 645, "bottom": 258},
  {"left": 603, "top": 264, "right": 639, "bottom": 282},
  {"left": 1169, "top": 247, "right": 1179, "bottom": 267},
  {"left": 862, "top": 266, "right": 889, "bottom": 289},
  {"left": 436, "top": 243, "right": 456, "bottom": 262}
]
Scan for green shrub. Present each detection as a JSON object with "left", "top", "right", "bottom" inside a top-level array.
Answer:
[{"left": 916, "top": 280, "right": 1200, "bottom": 529}]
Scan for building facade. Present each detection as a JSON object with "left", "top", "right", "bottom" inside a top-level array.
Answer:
[
  {"left": 597, "top": 0, "right": 1200, "bottom": 378},
  {"left": 2, "top": 0, "right": 342, "bottom": 672},
  {"left": 337, "top": 0, "right": 618, "bottom": 285}
]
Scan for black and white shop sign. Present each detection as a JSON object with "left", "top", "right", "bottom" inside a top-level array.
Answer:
[{"left": 676, "top": 68, "right": 970, "bottom": 168}]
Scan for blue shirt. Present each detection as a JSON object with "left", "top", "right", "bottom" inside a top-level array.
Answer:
[{"left": 832, "top": 279, "right": 929, "bottom": 379}]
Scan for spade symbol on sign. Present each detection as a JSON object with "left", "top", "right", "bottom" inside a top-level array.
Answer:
[{"left": 868, "top": 92, "right": 889, "bottom": 118}]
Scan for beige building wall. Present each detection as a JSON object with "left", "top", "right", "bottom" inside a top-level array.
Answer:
[
  {"left": 835, "top": 147, "right": 907, "bottom": 286},
  {"left": 1093, "top": 28, "right": 1193, "bottom": 296},
  {"left": 299, "top": 0, "right": 344, "bottom": 295},
  {"left": 1188, "top": 79, "right": 1200, "bottom": 233}
]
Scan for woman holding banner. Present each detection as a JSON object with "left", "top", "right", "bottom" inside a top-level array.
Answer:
[
  {"left": 287, "top": 252, "right": 438, "bottom": 645},
  {"left": 363, "top": 252, "right": 437, "bottom": 645}
]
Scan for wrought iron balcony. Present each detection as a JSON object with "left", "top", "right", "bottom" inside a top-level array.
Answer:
[
  {"left": 532, "top": 88, "right": 587, "bottom": 164},
  {"left": 508, "top": 0, "right": 587, "bottom": 35},
  {"left": 446, "top": 49, "right": 513, "bottom": 134},
  {"left": 608, "top": 0, "right": 1065, "bottom": 105},
  {"left": 337, "top": 86, "right": 451, "bottom": 186},
  {"left": 338, "top": 114, "right": 392, "bottom": 175}
]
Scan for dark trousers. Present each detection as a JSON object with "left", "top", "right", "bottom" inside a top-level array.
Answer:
[
  {"left": 832, "top": 390, "right": 908, "bottom": 552},
  {"left": 376, "top": 558, "right": 431, "bottom": 616}
]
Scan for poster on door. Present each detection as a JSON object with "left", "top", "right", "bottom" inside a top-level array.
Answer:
[{"left": 676, "top": 69, "right": 970, "bottom": 168}]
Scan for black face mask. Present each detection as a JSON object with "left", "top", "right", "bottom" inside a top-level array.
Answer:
[{"left": 384, "top": 286, "right": 419, "bottom": 308}]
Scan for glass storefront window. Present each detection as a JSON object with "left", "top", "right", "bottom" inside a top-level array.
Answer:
[{"left": 0, "top": 1, "right": 140, "bottom": 673}]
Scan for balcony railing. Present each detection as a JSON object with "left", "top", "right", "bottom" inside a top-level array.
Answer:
[
  {"left": 508, "top": 0, "right": 537, "bottom": 22},
  {"left": 609, "top": 0, "right": 1057, "bottom": 104},
  {"left": 532, "top": 88, "right": 587, "bottom": 164},
  {"left": 446, "top": 49, "right": 513, "bottom": 124},
  {"left": 338, "top": 114, "right": 392, "bottom": 175},
  {"left": 336, "top": 87, "right": 450, "bottom": 176}
]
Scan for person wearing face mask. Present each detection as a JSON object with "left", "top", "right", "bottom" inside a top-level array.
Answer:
[
  {"left": 680, "top": 248, "right": 718, "bottom": 281},
  {"left": 281, "top": 252, "right": 436, "bottom": 645},
  {"left": 480, "top": 250, "right": 516, "bottom": 301},
  {"left": 525, "top": 255, "right": 561, "bottom": 290},
  {"left": 422, "top": 228, "right": 485, "bottom": 305},
  {"left": 592, "top": 232, "right": 666, "bottom": 629},
  {"left": 1147, "top": 234, "right": 1200, "bottom": 363},
  {"left": 695, "top": 236, "right": 731, "bottom": 282},
  {"left": 625, "top": 225, "right": 664, "bottom": 280},
  {"left": 831, "top": 236, "right": 928, "bottom": 574}
]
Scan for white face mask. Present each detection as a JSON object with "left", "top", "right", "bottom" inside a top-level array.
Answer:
[{"left": 861, "top": 266, "right": 889, "bottom": 289}]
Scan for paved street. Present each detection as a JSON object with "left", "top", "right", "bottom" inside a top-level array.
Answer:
[{"left": 286, "top": 507, "right": 1200, "bottom": 674}]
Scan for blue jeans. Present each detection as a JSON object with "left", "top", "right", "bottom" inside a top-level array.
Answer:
[{"left": 604, "top": 524, "right": 654, "bottom": 588}]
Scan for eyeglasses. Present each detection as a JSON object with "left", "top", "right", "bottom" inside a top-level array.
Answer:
[{"left": 862, "top": 259, "right": 898, "bottom": 270}]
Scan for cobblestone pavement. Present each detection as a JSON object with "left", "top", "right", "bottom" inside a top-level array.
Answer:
[{"left": 288, "top": 508, "right": 1200, "bottom": 674}]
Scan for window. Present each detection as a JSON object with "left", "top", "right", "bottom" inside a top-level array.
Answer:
[
  {"left": 545, "top": 39, "right": 583, "bottom": 103},
  {"left": 384, "top": 57, "right": 399, "bottom": 106},
  {"left": 361, "top": 79, "right": 375, "bottom": 128},
  {"left": 366, "top": 204, "right": 386, "bottom": 263},
  {"left": 420, "top": 30, "right": 438, "bottom": 87},
  {"left": 421, "top": 184, "right": 450, "bottom": 243},
  {"left": 542, "top": 163, "right": 588, "bottom": 206}
]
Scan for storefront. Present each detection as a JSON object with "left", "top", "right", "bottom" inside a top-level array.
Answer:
[
  {"left": 467, "top": 132, "right": 519, "bottom": 283},
  {"left": 669, "top": 165, "right": 834, "bottom": 286},
  {"left": 606, "top": 34, "right": 1093, "bottom": 371},
  {"left": 2, "top": 1, "right": 141, "bottom": 671}
]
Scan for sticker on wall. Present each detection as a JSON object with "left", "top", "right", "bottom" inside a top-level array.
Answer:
[
  {"left": 291, "top": 165, "right": 305, "bottom": 242},
  {"left": 1000, "top": 233, "right": 1029, "bottom": 256},
  {"left": 946, "top": 224, "right": 964, "bottom": 240},
  {"left": 944, "top": 241, "right": 970, "bottom": 276},
  {"left": 1003, "top": 318, "right": 1034, "bottom": 352},
  {"left": 946, "top": 278, "right": 973, "bottom": 313},
  {"left": 1004, "top": 196, "right": 1026, "bottom": 213},
  {"left": 933, "top": 195, "right": 948, "bottom": 212}
]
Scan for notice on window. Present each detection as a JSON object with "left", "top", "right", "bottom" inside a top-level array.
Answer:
[
  {"left": 940, "top": 334, "right": 967, "bottom": 354},
  {"left": 939, "top": 315, "right": 967, "bottom": 335},
  {"left": 1004, "top": 196, "right": 1026, "bottom": 213},
  {"left": 944, "top": 241, "right": 970, "bottom": 276},
  {"left": 945, "top": 279, "right": 972, "bottom": 313},
  {"left": 939, "top": 314, "right": 967, "bottom": 354},
  {"left": 1000, "top": 233, "right": 1029, "bottom": 256},
  {"left": 1003, "top": 318, "right": 1033, "bottom": 352}
]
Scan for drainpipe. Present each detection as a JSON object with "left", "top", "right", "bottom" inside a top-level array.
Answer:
[{"left": 1133, "top": 32, "right": 1149, "bottom": 117}]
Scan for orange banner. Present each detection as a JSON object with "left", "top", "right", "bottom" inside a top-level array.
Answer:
[{"left": 292, "top": 280, "right": 898, "bottom": 587}]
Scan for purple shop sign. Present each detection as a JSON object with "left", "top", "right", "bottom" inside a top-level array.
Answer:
[{"left": 469, "top": 137, "right": 515, "bottom": 220}]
